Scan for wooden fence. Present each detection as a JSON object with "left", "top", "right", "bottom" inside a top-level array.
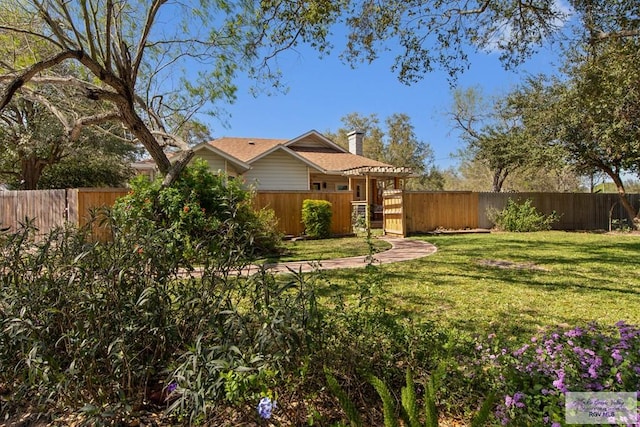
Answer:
[
  {"left": 0, "top": 189, "right": 68, "bottom": 233},
  {"left": 0, "top": 188, "right": 128, "bottom": 238},
  {"left": 253, "top": 191, "right": 353, "bottom": 236},
  {"left": 399, "top": 191, "right": 640, "bottom": 233},
  {"left": 3, "top": 189, "right": 639, "bottom": 239},
  {"left": 404, "top": 192, "right": 479, "bottom": 233}
]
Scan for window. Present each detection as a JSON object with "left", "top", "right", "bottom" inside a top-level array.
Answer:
[
  {"left": 336, "top": 184, "right": 349, "bottom": 191},
  {"left": 312, "top": 182, "right": 321, "bottom": 191}
]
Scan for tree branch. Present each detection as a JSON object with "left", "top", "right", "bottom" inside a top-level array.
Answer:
[
  {"left": 70, "top": 111, "right": 121, "bottom": 141},
  {"left": 162, "top": 149, "right": 194, "bottom": 187},
  {"left": 132, "top": 0, "right": 167, "bottom": 81},
  {"left": 457, "top": 0, "right": 491, "bottom": 16},
  {"left": 0, "top": 50, "right": 83, "bottom": 111},
  {"left": 150, "top": 130, "right": 189, "bottom": 150},
  {"left": 0, "top": 25, "right": 64, "bottom": 49},
  {"left": 594, "top": 29, "right": 640, "bottom": 41}
]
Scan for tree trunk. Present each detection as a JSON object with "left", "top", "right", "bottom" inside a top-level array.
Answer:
[
  {"left": 492, "top": 168, "right": 509, "bottom": 192},
  {"left": 20, "top": 157, "right": 47, "bottom": 190},
  {"left": 610, "top": 172, "right": 640, "bottom": 229},
  {"left": 162, "top": 150, "right": 195, "bottom": 187}
]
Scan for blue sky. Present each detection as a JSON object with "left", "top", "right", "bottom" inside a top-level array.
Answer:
[{"left": 208, "top": 39, "right": 563, "bottom": 170}]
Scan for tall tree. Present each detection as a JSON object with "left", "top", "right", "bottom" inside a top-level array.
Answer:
[
  {"left": 450, "top": 86, "right": 561, "bottom": 192},
  {"left": 0, "top": 93, "right": 137, "bottom": 189},
  {"left": 324, "top": 112, "right": 386, "bottom": 161},
  {"left": 548, "top": 38, "right": 640, "bottom": 226},
  {"left": 0, "top": 0, "right": 340, "bottom": 185},
  {"left": 327, "top": 112, "right": 442, "bottom": 190}
]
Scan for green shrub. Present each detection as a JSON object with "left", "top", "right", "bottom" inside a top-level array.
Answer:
[
  {"left": 301, "top": 199, "right": 332, "bottom": 238},
  {"left": 0, "top": 210, "right": 310, "bottom": 424},
  {"left": 111, "top": 159, "right": 282, "bottom": 261},
  {"left": 488, "top": 198, "right": 560, "bottom": 232}
]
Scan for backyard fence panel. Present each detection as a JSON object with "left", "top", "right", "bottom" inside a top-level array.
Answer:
[
  {"left": 403, "top": 192, "right": 479, "bottom": 233},
  {"left": 477, "top": 192, "right": 640, "bottom": 231},
  {"left": 76, "top": 188, "right": 129, "bottom": 241},
  {"left": 254, "top": 191, "right": 353, "bottom": 236},
  {"left": 1, "top": 189, "right": 67, "bottom": 235},
  {"left": 0, "top": 191, "right": 17, "bottom": 232}
]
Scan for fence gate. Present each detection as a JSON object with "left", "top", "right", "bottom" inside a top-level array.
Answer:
[{"left": 383, "top": 189, "right": 406, "bottom": 236}]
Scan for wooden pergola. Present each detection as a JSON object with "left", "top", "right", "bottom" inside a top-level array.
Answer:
[{"left": 342, "top": 166, "right": 416, "bottom": 231}]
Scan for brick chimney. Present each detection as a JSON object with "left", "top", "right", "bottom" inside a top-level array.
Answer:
[{"left": 347, "top": 130, "right": 364, "bottom": 156}]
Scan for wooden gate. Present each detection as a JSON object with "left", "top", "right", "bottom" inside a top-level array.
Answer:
[{"left": 383, "top": 189, "right": 406, "bottom": 236}]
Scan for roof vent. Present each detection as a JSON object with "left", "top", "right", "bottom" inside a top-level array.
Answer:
[{"left": 248, "top": 140, "right": 255, "bottom": 145}]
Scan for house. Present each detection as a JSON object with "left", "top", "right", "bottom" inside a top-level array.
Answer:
[{"left": 133, "top": 129, "right": 414, "bottom": 225}]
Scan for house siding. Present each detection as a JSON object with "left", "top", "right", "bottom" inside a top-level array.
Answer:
[
  {"left": 195, "top": 150, "right": 239, "bottom": 177},
  {"left": 309, "top": 173, "right": 350, "bottom": 192},
  {"left": 290, "top": 136, "right": 327, "bottom": 149},
  {"left": 244, "top": 150, "right": 310, "bottom": 190}
]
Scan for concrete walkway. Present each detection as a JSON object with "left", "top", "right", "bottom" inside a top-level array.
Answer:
[{"left": 250, "top": 237, "right": 438, "bottom": 274}]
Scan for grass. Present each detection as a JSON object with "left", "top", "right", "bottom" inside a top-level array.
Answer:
[
  {"left": 260, "top": 234, "right": 392, "bottom": 263},
  {"left": 316, "top": 231, "right": 640, "bottom": 341}
]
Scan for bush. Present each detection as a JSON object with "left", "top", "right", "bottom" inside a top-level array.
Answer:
[
  {"left": 111, "top": 159, "right": 282, "bottom": 262},
  {"left": 301, "top": 199, "right": 332, "bottom": 238},
  {"left": 489, "top": 198, "right": 560, "bottom": 232},
  {"left": 0, "top": 216, "right": 317, "bottom": 424}
]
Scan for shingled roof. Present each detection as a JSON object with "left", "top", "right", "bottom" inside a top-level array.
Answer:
[
  {"left": 292, "top": 147, "right": 392, "bottom": 172},
  {"left": 208, "top": 137, "right": 287, "bottom": 163},
  {"left": 206, "top": 133, "right": 401, "bottom": 174}
]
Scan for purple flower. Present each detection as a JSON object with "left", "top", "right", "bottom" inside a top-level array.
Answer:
[
  {"left": 167, "top": 382, "right": 177, "bottom": 393},
  {"left": 513, "top": 391, "right": 526, "bottom": 408},
  {"left": 552, "top": 370, "right": 567, "bottom": 392},
  {"left": 611, "top": 349, "right": 623, "bottom": 363},
  {"left": 257, "top": 397, "right": 276, "bottom": 419},
  {"left": 504, "top": 395, "right": 514, "bottom": 407},
  {"left": 552, "top": 423, "right": 561, "bottom": 427},
  {"left": 565, "top": 327, "right": 583, "bottom": 338}
]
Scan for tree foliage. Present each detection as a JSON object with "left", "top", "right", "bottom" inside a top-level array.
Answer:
[
  {"left": 551, "top": 38, "right": 640, "bottom": 225},
  {"left": 451, "top": 86, "right": 566, "bottom": 192},
  {"left": 339, "top": 0, "right": 640, "bottom": 83},
  {"left": 0, "top": 0, "right": 341, "bottom": 185},
  {"left": 326, "top": 112, "right": 443, "bottom": 190},
  {"left": 0, "top": 95, "right": 138, "bottom": 189},
  {"left": 341, "top": 0, "right": 570, "bottom": 83}
]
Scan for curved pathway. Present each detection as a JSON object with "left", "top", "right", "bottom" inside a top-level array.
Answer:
[{"left": 254, "top": 237, "right": 437, "bottom": 274}]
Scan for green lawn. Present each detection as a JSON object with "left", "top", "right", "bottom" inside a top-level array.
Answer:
[
  {"left": 318, "top": 231, "right": 640, "bottom": 340},
  {"left": 260, "top": 234, "right": 391, "bottom": 263}
]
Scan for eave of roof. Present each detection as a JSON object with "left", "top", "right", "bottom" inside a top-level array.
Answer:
[
  {"left": 342, "top": 165, "right": 417, "bottom": 177},
  {"left": 294, "top": 149, "right": 396, "bottom": 173},
  {"left": 285, "top": 129, "right": 348, "bottom": 153}
]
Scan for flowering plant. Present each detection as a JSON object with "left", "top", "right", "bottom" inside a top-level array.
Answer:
[
  {"left": 479, "top": 322, "right": 640, "bottom": 425},
  {"left": 257, "top": 396, "right": 276, "bottom": 420}
]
